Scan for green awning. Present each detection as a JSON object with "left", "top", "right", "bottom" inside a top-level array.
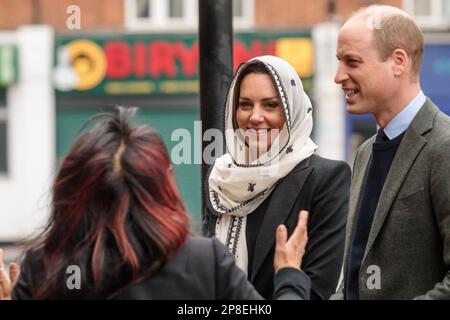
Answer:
[{"left": 0, "top": 45, "right": 18, "bottom": 87}]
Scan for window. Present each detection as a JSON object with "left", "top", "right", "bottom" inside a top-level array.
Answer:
[
  {"left": 169, "top": 0, "right": 183, "bottom": 18},
  {"left": 444, "top": 0, "right": 450, "bottom": 17},
  {"left": 125, "top": 0, "right": 253, "bottom": 30},
  {"left": 413, "top": 0, "right": 431, "bottom": 15},
  {"left": 232, "top": 0, "right": 253, "bottom": 28},
  {"left": 0, "top": 89, "right": 7, "bottom": 174},
  {"left": 136, "top": 0, "right": 151, "bottom": 18},
  {"left": 404, "top": 0, "right": 450, "bottom": 29}
]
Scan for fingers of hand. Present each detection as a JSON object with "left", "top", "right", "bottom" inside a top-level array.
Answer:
[
  {"left": 298, "top": 210, "right": 309, "bottom": 228},
  {"left": 9, "top": 263, "right": 20, "bottom": 287},
  {"left": 0, "top": 248, "right": 4, "bottom": 270},
  {"left": 275, "top": 225, "right": 288, "bottom": 272},
  {"left": 276, "top": 224, "right": 287, "bottom": 247},
  {"left": 289, "top": 211, "right": 308, "bottom": 244},
  {"left": 0, "top": 248, "right": 9, "bottom": 282},
  {"left": 0, "top": 249, "right": 17, "bottom": 300},
  {"left": 0, "top": 264, "right": 10, "bottom": 299}
]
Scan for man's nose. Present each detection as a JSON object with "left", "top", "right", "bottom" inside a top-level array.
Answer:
[{"left": 334, "top": 64, "right": 349, "bottom": 84}]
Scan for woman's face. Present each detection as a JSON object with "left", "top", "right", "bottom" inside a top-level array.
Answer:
[{"left": 236, "top": 72, "right": 285, "bottom": 155}]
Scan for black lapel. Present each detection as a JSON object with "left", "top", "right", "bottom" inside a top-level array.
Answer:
[{"left": 250, "top": 157, "right": 313, "bottom": 282}]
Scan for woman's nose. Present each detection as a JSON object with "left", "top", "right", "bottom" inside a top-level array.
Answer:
[{"left": 249, "top": 107, "right": 264, "bottom": 123}]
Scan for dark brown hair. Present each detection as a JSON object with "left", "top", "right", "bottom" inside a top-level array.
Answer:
[
  {"left": 30, "top": 106, "right": 190, "bottom": 299},
  {"left": 231, "top": 60, "right": 279, "bottom": 129}
]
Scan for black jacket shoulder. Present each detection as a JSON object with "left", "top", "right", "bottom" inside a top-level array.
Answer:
[{"left": 12, "top": 236, "right": 310, "bottom": 300}]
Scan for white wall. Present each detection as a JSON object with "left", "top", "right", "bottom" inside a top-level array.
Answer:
[
  {"left": 0, "top": 26, "right": 55, "bottom": 241},
  {"left": 312, "top": 22, "right": 347, "bottom": 161}
]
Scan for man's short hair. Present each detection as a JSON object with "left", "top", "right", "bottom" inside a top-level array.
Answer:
[{"left": 352, "top": 5, "right": 424, "bottom": 80}]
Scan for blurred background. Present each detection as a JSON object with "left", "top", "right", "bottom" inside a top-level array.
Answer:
[{"left": 1, "top": 0, "right": 449, "bottom": 264}]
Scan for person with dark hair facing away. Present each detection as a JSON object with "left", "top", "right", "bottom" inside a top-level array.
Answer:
[{"left": 0, "top": 106, "right": 310, "bottom": 300}]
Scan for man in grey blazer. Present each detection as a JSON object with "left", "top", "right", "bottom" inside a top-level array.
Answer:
[{"left": 332, "top": 5, "right": 450, "bottom": 299}]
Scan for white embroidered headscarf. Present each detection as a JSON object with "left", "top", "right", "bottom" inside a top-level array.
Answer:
[{"left": 208, "top": 55, "right": 318, "bottom": 272}]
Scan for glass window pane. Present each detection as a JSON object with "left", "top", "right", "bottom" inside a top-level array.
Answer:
[
  {"left": 413, "top": 0, "right": 431, "bottom": 16},
  {"left": 136, "top": 0, "right": 150, "bottom": 18},
  {"left": 0, "top": 121, "right": 6, "bottom": 173},
  {"left": 443, "top": 0, "right": 450, "bottom": 18},
  {"left": 233, "top": 0, "right": 243, "bottom": 18},
  {"left": 0, "top": 89, "right": 5, "bottom": 108},
  {"left": 169, "top": 0, "right": 183, "bottom": 18}
]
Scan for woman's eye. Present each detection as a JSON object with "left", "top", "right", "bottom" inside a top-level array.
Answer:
[
  {"left": 266, "top": 102, "right": 280, "bottom": 108},
  {"left": 238, "top": 102, "right": 251, "bottom": 108}
]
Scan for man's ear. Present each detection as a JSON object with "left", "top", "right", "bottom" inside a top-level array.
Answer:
[{"left": 392, "top": 48, "right": 408, "bottom": 77}]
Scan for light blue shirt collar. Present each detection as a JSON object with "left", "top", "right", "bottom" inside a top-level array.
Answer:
[{"left": 382, "top": 90, "right": 426, "bottom": 140}]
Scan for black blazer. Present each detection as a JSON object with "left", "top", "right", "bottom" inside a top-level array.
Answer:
[
  {"left": 203, "top": 154, "right": 351, "bottom": 299},
  {"left": 12, "top": 236, "right": 311, "bottom": 300}
]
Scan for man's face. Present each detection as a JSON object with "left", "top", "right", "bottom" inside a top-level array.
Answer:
[{"left": 335, "top": 19, "right": 395, "bottom": 115}]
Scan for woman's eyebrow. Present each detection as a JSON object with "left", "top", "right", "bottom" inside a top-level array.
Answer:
[
  {"left": 238, "top": 96, "right": 279, "bottom": 101},
  {"left": 261, "top": 96, "right": 280, "bottom": 101}
]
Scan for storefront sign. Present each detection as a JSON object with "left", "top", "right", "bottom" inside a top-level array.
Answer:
[
  {"left": 0, "top": 45, "right": 18, "bottom": 87},
  {"left": 54, "top": 33, "right": 313, "bottom": 96}
]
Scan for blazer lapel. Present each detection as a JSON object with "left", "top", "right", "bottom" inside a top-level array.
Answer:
[
  {"left": 250, "top": 159, "right": 313, "bottom": 282},
  {"left": 343, "top": 139, "right": 373, "bottom": 269},
  {"left": 361, "top": 99, "right": 436, "bottom": 264}
]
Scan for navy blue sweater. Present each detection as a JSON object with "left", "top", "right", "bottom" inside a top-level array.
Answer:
[{"left": 345, "top": 130, "right": 404, "bottom": 300}]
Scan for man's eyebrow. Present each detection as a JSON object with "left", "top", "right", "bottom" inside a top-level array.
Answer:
[{"left": 340, "top": 53, "right": 362, "bottom": 61}]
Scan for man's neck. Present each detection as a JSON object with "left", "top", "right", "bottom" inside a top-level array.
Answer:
[{"left": 375, "top": 84, "right": 421, "bottom": 128}]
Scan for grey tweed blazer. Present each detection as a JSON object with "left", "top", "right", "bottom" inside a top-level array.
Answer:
[{"left": 332, "top": 99, "right": 450, "bottom": 300}]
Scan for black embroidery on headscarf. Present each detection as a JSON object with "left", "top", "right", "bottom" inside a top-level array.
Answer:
[
  {"left": 218, "top": 185, "right": 222, "bottom": 191},
  {"left": 286, "top": 146, "right": 293, "bottom": 154},
  {"left": 307, "top": 107, "right": 312, "bottom": 113},
  {"left": 291, "top": 79, "right": 296, "bottom": 86},
  {"left": 248, "top": 183, "right": 256, "bottom": 192},
  {"left": 228, "top": 164, "right": 232, "bottom": 168}
]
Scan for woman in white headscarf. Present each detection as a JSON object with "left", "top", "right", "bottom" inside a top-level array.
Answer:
[{"left": 203, "top": 55, "right": 351, "bottom": 300}]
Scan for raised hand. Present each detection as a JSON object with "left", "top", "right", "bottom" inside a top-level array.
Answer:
[
  {"left": 0, "top": 248, "right": 20, "bottom": 300},
  {"left": 274, "top": 210, "right": 309, "bottom": 273}
]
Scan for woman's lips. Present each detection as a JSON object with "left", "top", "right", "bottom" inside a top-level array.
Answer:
[{"left": 246, "top": 128, "right": 269, "bottom": 135}]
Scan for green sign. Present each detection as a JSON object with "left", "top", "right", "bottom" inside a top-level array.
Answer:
[
  {"left": 0, "top": 45, "right": 18, "bottom": 87},
  {"left": 54, "top": 32, "right": 313, "bottom": 96}
]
